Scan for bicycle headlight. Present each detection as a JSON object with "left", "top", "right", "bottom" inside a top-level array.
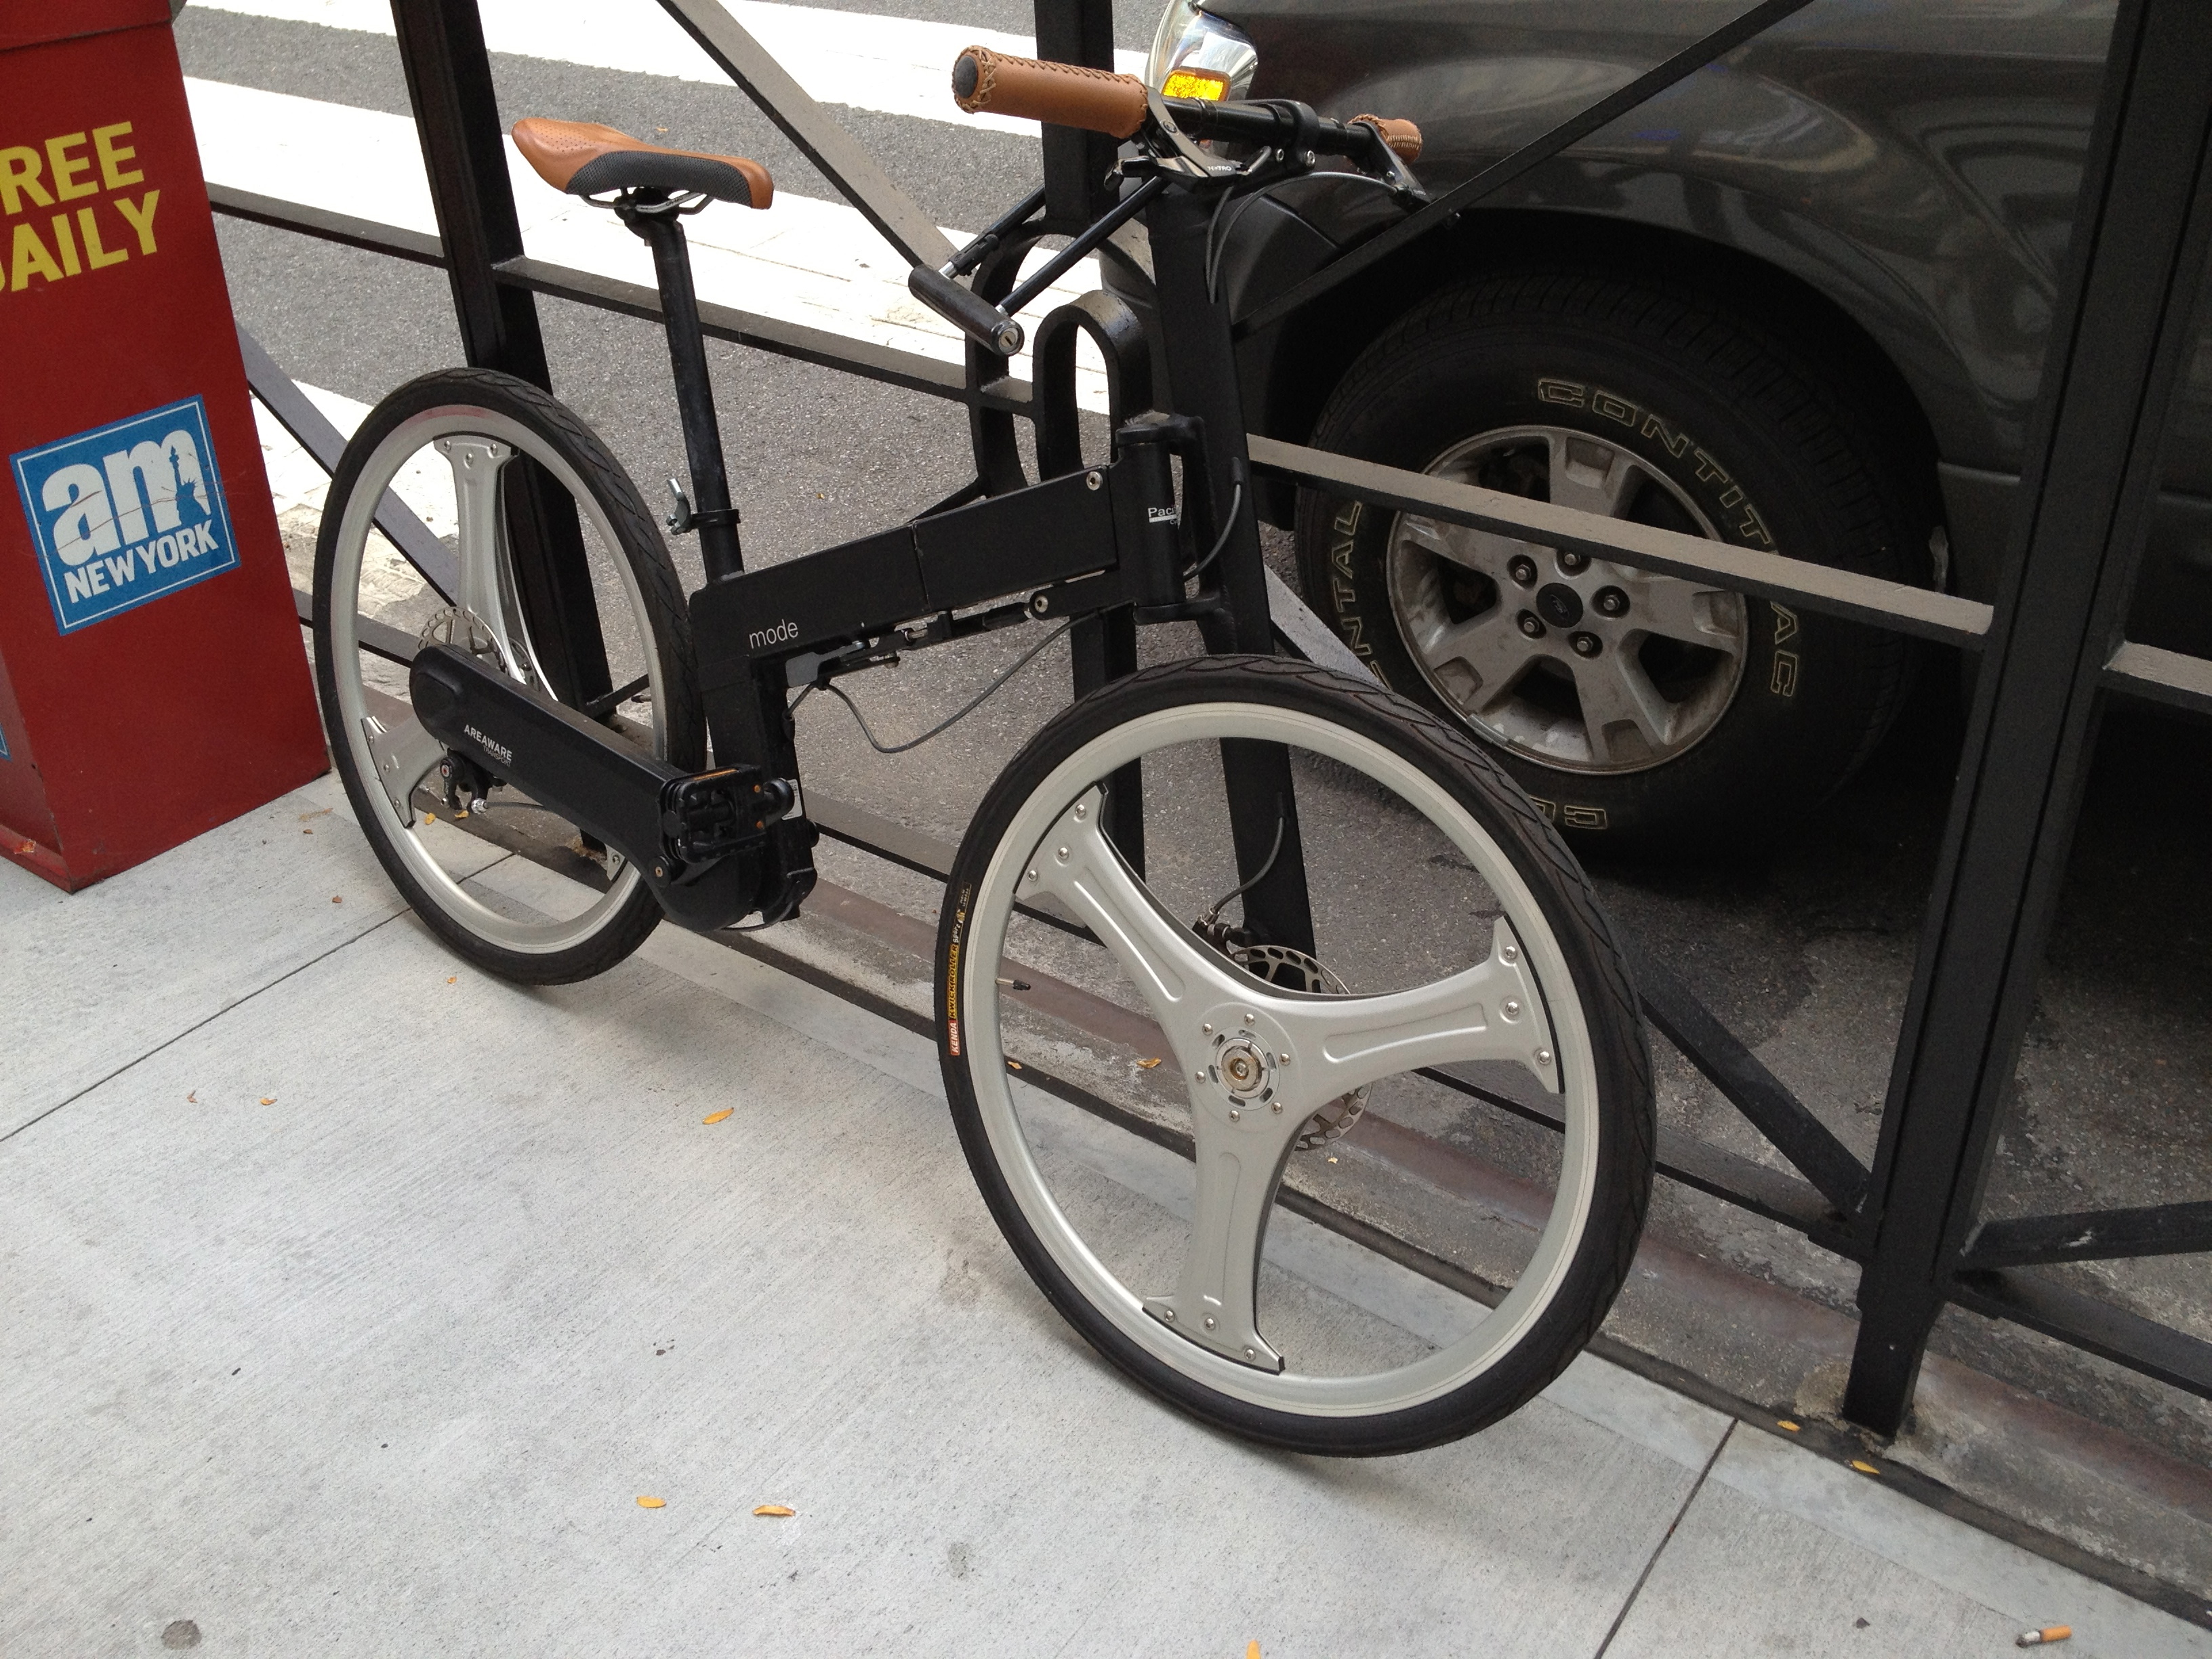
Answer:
[{"left": 1145, "top": 0, "right": 1258, "bottom": 103}]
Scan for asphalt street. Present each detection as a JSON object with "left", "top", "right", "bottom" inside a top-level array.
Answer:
[{"left": 178, "top": 0, "right": 2210, "bottom": 1535}]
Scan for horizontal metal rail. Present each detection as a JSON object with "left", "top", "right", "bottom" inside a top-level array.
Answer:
[
  {"left": 1963, "top": 1200, "right": 2212, "bottom": 1270},
  {"left": 2104, "top": 638, "right": 2212, "bottom": 717},
  {"left": 1247, "top": 435, "right": 1996, "bottom": 650},
  {"left": 215, "top": 188, "right": 2004, "bottom": 652},
  {"left": 211, "top": 184, "right": 446, "bottom": 266},
  {"left": 1951, "top": 1269, "right": 2212, "bottom": 1399}
]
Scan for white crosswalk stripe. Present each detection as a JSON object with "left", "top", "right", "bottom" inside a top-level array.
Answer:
[{"left": 194, "top": 0, "right": 1145, "bottom": 136}]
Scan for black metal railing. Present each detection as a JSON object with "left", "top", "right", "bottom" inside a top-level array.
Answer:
[{"left": 216, "top": 0, "right": 2212, "bottom": 1441}]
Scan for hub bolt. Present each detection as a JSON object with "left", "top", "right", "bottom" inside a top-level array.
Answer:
[
  {"left": 1571, "top": 632, "right": 1603, "bottom": 657},
  {"left": 1517, "top": 612, "right": 1546, "bottom": 640},
  {"left": 1594, "top": 586, "right": 1629, "bottom": 617},
  {"left": 1508, "top": 556, "right": 1538, "bottom": 587},
  {"left": 1559, "top": 550, "right": 1589, "bottom": 574}
]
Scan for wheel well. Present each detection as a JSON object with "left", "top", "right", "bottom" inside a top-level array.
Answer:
[{"left": 1258, "top": 211, "right": 1944, "bottom": 527}]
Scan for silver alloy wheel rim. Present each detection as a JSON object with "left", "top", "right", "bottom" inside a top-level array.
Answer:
[
  {"left": 1387, "top": 425, "right": 1748, "bottom": 775},
  {"left": 962, "top": 701, "right": 1601, "bottom": 1416},
  {"left": 326, "top": 405, "right": 663, "bottom": 954}
]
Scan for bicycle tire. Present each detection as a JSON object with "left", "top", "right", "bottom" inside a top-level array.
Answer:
[
  {"left": 936, "top": 654, "right": 1654, "bottom": 1454},
  {"left": 312, "top": 367, "right": 703, "bottom": 984}
]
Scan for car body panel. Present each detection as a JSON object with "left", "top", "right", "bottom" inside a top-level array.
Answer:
[{"left": 1186, "top": 0, "right": 2212, "bottom": 647}]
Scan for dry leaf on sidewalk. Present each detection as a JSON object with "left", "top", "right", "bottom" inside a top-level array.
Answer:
[
  {"left": 701, "top": 1109, "right": 733, "bottom": 1125},
  {"left": 753, "top": 1504, "right": 795, "bottom": 1517}
]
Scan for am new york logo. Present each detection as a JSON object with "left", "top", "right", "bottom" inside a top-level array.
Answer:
[{"left": 10, "top": 396, "right": 239, "bottom": 634}]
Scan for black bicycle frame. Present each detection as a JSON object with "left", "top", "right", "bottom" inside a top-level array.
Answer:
[{"left": 514, "top": 169, "right": 1331, "bottom": 943}]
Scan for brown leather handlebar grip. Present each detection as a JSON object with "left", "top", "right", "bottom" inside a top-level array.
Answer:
[
  {"left": 1350, "top": 115, "right": 1422, "bottom": 161},
  {"left": 951, "top": 46, "right": 1149, "bottom": 140}
]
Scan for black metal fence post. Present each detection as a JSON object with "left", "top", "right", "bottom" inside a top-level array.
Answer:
[
  {"left": 388, "top": 0, "right": 612, "bottom": 708},
  {"left": 1033, "top": 0, "right": 1120, "bottom": 229},
  {"left": 1841, "top": 0, "right": 2212, "bottom": 1435}
]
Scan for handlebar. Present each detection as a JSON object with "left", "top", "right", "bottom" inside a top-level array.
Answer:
[
  {"left": 951, "top": 46, "right": 1148, "bottom": 138},
  {"left": 948, "top": 46, "right": 1420, "bottom": 163}
]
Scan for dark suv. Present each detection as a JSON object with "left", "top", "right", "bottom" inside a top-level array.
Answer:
[{"left": 1125, "top": 0, "right": 2201, "bottom": 848}]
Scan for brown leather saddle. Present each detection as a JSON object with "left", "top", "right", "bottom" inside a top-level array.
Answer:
[{"left": 512, "top": 117, "right": 773, "bottom": 208}]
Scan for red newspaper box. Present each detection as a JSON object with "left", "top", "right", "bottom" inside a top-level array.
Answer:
[{"left": 0, "top": 0, "right": 325, "bottom": 890}]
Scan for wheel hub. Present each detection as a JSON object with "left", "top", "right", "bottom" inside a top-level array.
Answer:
[
  {"left": 1226, "top": 941, "right": 1368, "bottom": 1148},
  {"left": 1535, "top": 581, "right": 1583, "bottom": 629},
  {"left": 1214, "top": 1033, "right": 1272, "bottom": 1100}
]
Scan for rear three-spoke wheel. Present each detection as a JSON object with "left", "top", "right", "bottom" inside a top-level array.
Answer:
[
  {"left": 312, "top": 368, "right": 701, "bottom": 983},
  {"left": 937, "top": 657, "right": 1654, "bottom": 1454}
]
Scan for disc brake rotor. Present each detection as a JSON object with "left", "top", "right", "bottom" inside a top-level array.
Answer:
[{"left": 1226, "top": 941, "right": 1368, "bottom": 1149}]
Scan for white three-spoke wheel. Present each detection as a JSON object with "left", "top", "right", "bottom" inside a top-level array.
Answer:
[
  {"left": 937, "top": 657, "right": 1654, "bottom": 1454},
  {"left": 312, "top": 368, "right": 702, "bottom": 983}
]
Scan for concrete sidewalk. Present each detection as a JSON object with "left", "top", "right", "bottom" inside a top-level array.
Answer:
[{"left": 3, "top": 782, "right": 2204, "bottom": 1658}]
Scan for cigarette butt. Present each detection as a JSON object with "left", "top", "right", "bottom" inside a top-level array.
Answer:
[
  {"left": 1849, "top": 1459, "right": 1880, "bottom": 1475},
  {"left": 636, "top": 1496, "right": 665, "bottom": 1509},
  {"left": 2015, "top": 1628, "right": 2070, "bottom": 1647},
  {"left": 754, "top": 1502, "right": 795, "bottom": 1517},
  {"left": 1777, "top": 1419, "right": 1801, "bottom": 1431},
  {"left": 701, "top": 1109, "right": 733, "bottom": 1124}
]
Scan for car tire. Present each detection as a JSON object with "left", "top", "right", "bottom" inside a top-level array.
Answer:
[{"left": 1294, "top": 268, "right": 1934, "bottom": 853}]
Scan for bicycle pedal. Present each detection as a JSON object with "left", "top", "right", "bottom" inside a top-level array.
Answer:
[{"left": 660, "top": 768, "right": 796, "bottom": 867}]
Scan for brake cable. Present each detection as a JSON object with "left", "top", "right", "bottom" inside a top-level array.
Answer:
[
  {"left": 1195, "top": 811, "right": 1286, "bottom": 943},
  {"left": 794, "top": 617, "right": 1075, "bottom": 755}
]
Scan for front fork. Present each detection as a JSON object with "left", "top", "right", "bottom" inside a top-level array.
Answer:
[{"left": 1144, "top": 186, "right": 1319, "bottom": 959}]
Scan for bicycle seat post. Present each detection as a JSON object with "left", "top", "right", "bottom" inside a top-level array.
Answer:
[{"left": 621, "top": 196, "right": 744, "bottom": 582}]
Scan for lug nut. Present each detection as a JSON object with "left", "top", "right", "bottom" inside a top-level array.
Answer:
[
  {"left": 1559, "top": 550, "right": 1589, "bottom": 573},
  {"left": 1594, "top": 586, "right": 1629, "bottom": 617},
  {"left": 1571, "top": 632, "right": 1603, "bottom": 657},
  {"left": 1517, "top": 612, "right": 1546, "bottom": 639},
  {"left": 1508, "top": 556, "right": 1538, "bottom": 586}
]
